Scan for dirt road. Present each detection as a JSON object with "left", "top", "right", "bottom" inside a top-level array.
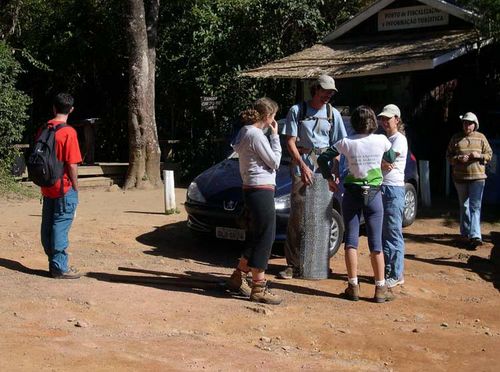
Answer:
[{"left": 0, "top": 187, "right": 499, "bottom": 371}]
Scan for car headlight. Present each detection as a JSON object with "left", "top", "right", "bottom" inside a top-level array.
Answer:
[
  {"left": 274, "top": 194, "right": 290, "bottom": 210},
  {"left": 187, "top": 182, "right": 206, "bottom": 203}
]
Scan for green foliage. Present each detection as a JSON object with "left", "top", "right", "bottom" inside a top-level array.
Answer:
[
  {"left": 165, "top": 208, "right": 181, "bottom": 215},
  {"left": 12, "top": 0, "right": 129, "bottom": 161},
  {"left": 1, "top": 0, "right": 498, "bottom": 187},
  {"left": 156, "top": 0, "right": 368, "bottom": 178},
  {"left": 457, "top": 0, "right": 500, "bottom": 38},
  {"left": 4, "top": 0, "right": 371, "bottom": 180},
  {"left": 0, "top": 40, "right": 31, "bottom": 168},
  {"left": 0, "top": 165, "right": 38, "bottom": 199}
]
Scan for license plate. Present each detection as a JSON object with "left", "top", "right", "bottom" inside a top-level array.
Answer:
[{"left": 216, "top": 227, "right": 246, "bottom": 241}]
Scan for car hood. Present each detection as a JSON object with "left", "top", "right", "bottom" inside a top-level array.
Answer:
[{"left": 194, "top": 158, "right": 291, "bottom": 202}]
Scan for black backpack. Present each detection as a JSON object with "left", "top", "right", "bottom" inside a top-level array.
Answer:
[{"left": 27, "top": 124, "right": 67, "bottom": 187}]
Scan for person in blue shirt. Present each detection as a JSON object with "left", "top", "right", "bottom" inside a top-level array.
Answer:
[{"left": 278, "top": 75, "right": 347, "bottom": 279}]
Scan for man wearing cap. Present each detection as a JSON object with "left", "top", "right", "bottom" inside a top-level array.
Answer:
[
  {"left": 278, "top": 74, "right": 347, "bottom": 279},
  {"left": 378, "top": 104, "right": 407, "bottom": 288},
  {"left": 446, "top": 112, "right": 492, "bottom": 250}
]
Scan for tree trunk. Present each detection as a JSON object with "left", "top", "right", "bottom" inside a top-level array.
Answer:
[
  {"left": 0, "top": 0, "right": 22, "bottom": 40},
  {"left": 124, "top": 0, "right": 161, "bottom": 190}
]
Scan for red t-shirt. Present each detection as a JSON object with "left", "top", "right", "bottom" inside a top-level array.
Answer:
[{"left": 37, "top": 120, "right": 82, "bottom": 198}]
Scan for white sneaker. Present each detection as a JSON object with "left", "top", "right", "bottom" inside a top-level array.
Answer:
[{"left": 386, "top": 277, "right": 405, "bottom": 288}]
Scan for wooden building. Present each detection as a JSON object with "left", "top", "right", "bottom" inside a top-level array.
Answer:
[{"left": 243, "top": 0, "right": 500, "bottom": 202}]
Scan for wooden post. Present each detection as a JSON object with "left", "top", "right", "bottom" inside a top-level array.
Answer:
[
  {"left": 419, "top": 160, "right": 431, "bottom": 207},
  {"left": 163, "top": 170, "right": 176, "bottom": 214}
]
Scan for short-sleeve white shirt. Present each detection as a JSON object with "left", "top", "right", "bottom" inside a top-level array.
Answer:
[{"left": 382, "top": 132, "right": 408, "bottom": 187}]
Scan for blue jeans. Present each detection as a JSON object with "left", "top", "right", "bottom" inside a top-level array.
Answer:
[
  {"left": 454, "top": 180, "right": 485, "bottom": 240},
  {"left": 381, "top": 185, "right": 405, "bottom": 280},
  {"left": 41, "top": 188, "right": 78, "bottom": 273},
  {"left": 342, "top": 188, "right": 383, "bottom": 252}
]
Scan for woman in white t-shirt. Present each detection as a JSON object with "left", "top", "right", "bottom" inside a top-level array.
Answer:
[
  {"left": 378, "top": 104, "right": 408, "bottom": 289},
  {"left": 318, "top": 106, "right": 395, "bottom": 303}
]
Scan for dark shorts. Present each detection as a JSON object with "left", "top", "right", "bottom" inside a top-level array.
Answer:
[{"left": 342, "top": 187, "right": 383, "bottom": 253}]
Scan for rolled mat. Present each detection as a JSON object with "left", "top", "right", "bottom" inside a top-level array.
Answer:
[{"left": 300, "top": 174, "right": 334, "bottom": 279}]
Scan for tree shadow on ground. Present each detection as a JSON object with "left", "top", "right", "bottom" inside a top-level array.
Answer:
[
  {"left": 403, "top": 232, "right": 494, "bottom": 250},
  {"left": 86, "top": 266, "right": 342, "bottom": 300},
  {"left": 416, "top": 197, "right": 500, "bottom": 224},
  {"left": 0, "top": 258, "right": 49, "bottom": 278},
  {"left": 136, "top": 221, "right": 242, "bottom": 269},
  {"left": 124, "top": 211, "right": 169, "bottom": 216},
  {"left": 86, "top": 268, "right": 233, "bottom": 299},
  {"left": 133, "top": 222, "right": 346, "bottom": 299},
  {"left": 405, "top": 232, "right": 500, "bottom": 292}
]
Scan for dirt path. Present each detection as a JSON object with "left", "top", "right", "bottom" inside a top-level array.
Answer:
[{"left": 0, "top": 187, "right": 499, "bottom": 371}]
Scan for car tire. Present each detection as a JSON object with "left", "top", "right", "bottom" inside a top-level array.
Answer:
[
  {"left": 403, "top": 183, "right": 417, "bottom": 227},
  {"left": 328, "top": 208, "right": 345, "bottom": 258}
]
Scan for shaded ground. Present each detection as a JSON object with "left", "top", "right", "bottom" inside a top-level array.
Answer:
[{"left": 0, "top": 187, "right": 499, "bottom": 371}]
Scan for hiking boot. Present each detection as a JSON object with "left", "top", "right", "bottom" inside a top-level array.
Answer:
[
  {"left": 226, "top": 269, "right": 252, "bottom": 297},
  {"left": 455, "top": 235, "right": 470, "bottom": 248},
  {"left": 386, "top": 277, "right": 405, "bottom": 288},
  {"left": 467, "top": 238, "right": 482, "bottom": 251},
  {"left": 51, "top": 267, "right": 81, "bottom": 280},
  {"left": 250, "top": 281, "right": 282, "bottom": 305},
  {"left": 374, "top": 284, "right": 395, "bottom": 303},
  {"left": 343, "top": 283, "right": 360, "bottom": 301},
  {"left": 277, "top": 266, "right": 300, "bottom": 280}
]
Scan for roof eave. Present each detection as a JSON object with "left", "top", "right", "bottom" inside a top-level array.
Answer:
[
  {"left": 323, "top": 0, "right": 480, "bottom": 43},
  {"left": 323, "top": 0, "right": 394, "bottom": 43}
]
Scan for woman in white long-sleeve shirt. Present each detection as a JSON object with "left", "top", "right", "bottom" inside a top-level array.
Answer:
[{"left": 226, "top": 97, "right": 282, "bottom": 305}]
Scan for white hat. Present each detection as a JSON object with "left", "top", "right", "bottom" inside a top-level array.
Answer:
[
  {"left": 460, "top": 112, "right": 479, "bottom": 130},
  {"left": 316, "top": 74, "right": 338, "bottom": 92},
  {"left": 378, "top": 104, "right": 401, "bottom": 119}
]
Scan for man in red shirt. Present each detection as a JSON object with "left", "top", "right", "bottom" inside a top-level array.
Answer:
[{"left": 40, "top": 93, "right": 82, "bottom": 279}]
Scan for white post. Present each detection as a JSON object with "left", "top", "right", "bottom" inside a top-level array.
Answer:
[
  {"left": 163, "top": 170, "right": 176, "bottom": 214},
  {"left": 419, "top": 160, "right": 431, "bottom": 207}
]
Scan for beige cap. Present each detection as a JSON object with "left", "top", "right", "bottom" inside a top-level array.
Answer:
[
  {"left": 316, "top": 74, "right": 338, "bottom": 92},
  {"left": 378, "top": 104, "right": 401, "bottom": 119},
  {"left": 460, "top": 112, "right": 479, "bottom": 130}
]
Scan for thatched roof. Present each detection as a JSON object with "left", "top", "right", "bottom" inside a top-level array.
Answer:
[{"left": 242, "top": 30, "right": 481, "bottom": 80}]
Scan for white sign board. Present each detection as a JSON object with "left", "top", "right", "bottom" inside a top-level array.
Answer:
[
  {"left": 378, "top": 5, "right": 449, "bottom": 31},
  {"left": 201, "top": 96, "right": 221, "bottom": 112}
]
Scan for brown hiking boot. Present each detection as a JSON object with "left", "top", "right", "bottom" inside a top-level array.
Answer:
[
  {"left": 51, "top": 267, "right": 81, "bottom": 280},
  {"left": 250, "top": 281, "right": 282, "bottom": 305},
  {"left": 343, "top": 283, "right": 360, "bottom": 301},
  {"left": 374, "top": 284, "right": 395, "bottom": 303},
  {"left": 467, "top": 238, "right": 483, "bottom": 251},
  {"left": 226, "top": 269, "right": 252, "bottom": 297}
]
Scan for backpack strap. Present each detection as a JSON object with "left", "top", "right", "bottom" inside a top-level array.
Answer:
[
  {"left": 300, "top": 101, "right": 333, "bottom": 123},
  {"left": 300, "top": 101, "right": 307, "bottom": 122},
  {"left": 50, "top": 123, "right": 67, "bottom": 131},
  {"left": 51, "top": 123, "right": 68, "bottom": 206},
  {"left": 298, "top": 101, "right": 335, "bottom": 138}
]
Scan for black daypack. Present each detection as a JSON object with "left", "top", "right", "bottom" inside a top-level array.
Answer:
[{"left": 27, "top": 124, "right": 67, "bottom": 187}]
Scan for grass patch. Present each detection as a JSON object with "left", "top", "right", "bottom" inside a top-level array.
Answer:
[{"left": 0, "top": 167, "right": 38, "bottom": 200}]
